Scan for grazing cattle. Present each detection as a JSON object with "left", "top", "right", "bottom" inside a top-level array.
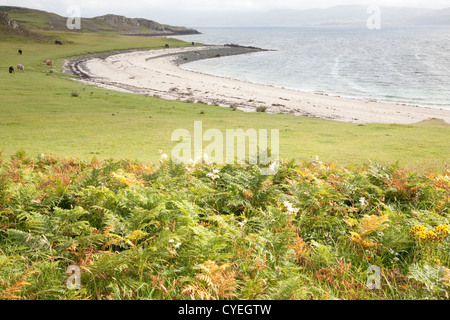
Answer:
[
  {"left": 55, "top": 40, "right": 63, "bottom": 45},
  {"left": 43, "top": 60, "right": 53, "bottom": 67},
  {"left": 165, "top": 44, "right": 169, "bottom": 48},
  {"left": 17, "top": 64, "right": 25, "bottom": 72},
  {"left": 9, "top": 66, "right": 14, "bottom": 74},
  {"left": 192, "top": 42, "right": 195, "bottom": 46},
  {"left": 18, "top": 49, "right": 22, "bottom": 55}
]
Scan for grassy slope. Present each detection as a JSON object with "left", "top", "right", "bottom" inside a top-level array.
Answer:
[
  {"left": 0, "top": 32, "right": 449, "bottom": 172},
  {"left": 1, "top": 6, "right": 197, "bottom": 34},
  {"left": 1, "top": 6, "right": 60, "bottom": 31}
]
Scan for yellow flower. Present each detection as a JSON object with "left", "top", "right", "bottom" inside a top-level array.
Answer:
[
  {"left": 410, "top": 225, "right": 427, "bottom": 236},
  {"left": 427, "top": 230, "right": 439, "bottom": 241},
  {"left": 436, "top": 225, "right": 450, "bottom": 237},
  {"left": 432, "top": 258, "right": 441, "bottom": 265},
  {"left": 410, "top": 225, "right": 439, "bottom": 241}
]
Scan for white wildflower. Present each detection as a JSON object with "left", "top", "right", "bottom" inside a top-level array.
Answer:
[
  {"left": 359, "top": 197, "right": 367, "bottom": 206},
  {"left": 160, "top": 153, "right": 168, "bottom": 162},
  {"left": 206, "top": 172, "right": 220, "bottom": 180},
  {"left": 283, "top": 201, "right": 300, "bottom": 215},
  {"left": 266, "top": 161, "right": 279, "bottom": 175},
  {"left": 169, "top": 239, "right": 174, "bottom": 243},
  {"left": 237, "top": 219, "right": 247, "bottom": 228},
  {"left": 174, "top": 242, "right": 182, "bottom": 248},
  {"left": 269, "top": 161, "right": 278, "bottom": 171},
  {"left": 313, "top": 156, "right": 323, "bottom": 166}
]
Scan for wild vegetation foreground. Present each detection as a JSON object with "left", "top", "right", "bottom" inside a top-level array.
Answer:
[{"left": 0, "top": 153, "right": 449, "bottom": 300}]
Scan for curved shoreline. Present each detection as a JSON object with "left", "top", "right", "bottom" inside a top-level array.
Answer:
[{"left": 64, "top": 45, "right": 450, "bottom": 125}]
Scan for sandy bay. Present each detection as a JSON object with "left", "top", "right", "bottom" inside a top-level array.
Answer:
[{"left": 65, "top": 45, "right": 450, "bottom": 125}]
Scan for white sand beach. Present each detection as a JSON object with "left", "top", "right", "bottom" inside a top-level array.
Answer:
[{"left": 68, "top": 45, "right": 450, "bottom": 124}]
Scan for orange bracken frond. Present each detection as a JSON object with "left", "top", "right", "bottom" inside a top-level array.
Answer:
[
  {"left": 0, "top": 269, "right": 40, "bottom": 300},
  {"left": 358, "top": 214, "right": 390, "bottom": 236},
  {"left": 181, "top": 260, "right": 237, "bottom": 300}
]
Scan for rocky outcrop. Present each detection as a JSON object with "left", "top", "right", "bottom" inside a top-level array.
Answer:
[
  {"left": 0, "top": 12, "right": 31, "bottom": 34},
  {"left": 0, "top": 11, "right": 51, "bottom": 42},
  {"left": 95, "top": 14, "right": 141, "bottom": 31}
]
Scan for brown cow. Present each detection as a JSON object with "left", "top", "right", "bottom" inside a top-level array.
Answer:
[{"left": 43, "top": 60, "right": 53, "bottom": 67}]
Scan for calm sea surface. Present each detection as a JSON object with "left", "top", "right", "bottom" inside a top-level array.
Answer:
[{"left": 173, "top": 26, "right": 450, "bottom": 110}]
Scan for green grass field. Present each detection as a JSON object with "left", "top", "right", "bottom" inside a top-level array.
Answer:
[{"left": 1, "top": 32, "right": 449, "bottom": 172}]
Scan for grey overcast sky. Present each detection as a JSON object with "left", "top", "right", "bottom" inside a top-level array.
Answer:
[{"left": 1, "top": 0, "right": 450, "bottom": 25}]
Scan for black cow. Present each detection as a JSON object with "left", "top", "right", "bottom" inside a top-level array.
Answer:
[
  {"left": 55, "top": 40, "right": 63, "bottom": 45},
  {"left": 18, "top": 49, "right": 22, "bottom": 55},
  {"left": 192, "top": 42, "right": 195, "bottom": 46},
  {"left": 9, "top": 66, "right": 14, "bottom": 74},
  {"left": 165, "top": 44, "right": 169, "bottom": 48}
]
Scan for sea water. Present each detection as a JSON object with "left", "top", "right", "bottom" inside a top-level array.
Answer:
[{"left": 173, "top": 26, "right": 450, "bottom": 110}]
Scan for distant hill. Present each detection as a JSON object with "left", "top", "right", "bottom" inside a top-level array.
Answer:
[
  {"left": 0, "top": 6, "right": 200, "bottom": 35},
  {"left": 172, "top": 5, "right": 450, "bottom": 27},
  {"left": 259, "top": 6, "right": 437, "bottom": 27},
  {"left": 405, "top": 7, "right": 450, "bottom": 25},
  {"left": 255, "top": 6, "right": 447, "bottom": 27}
]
